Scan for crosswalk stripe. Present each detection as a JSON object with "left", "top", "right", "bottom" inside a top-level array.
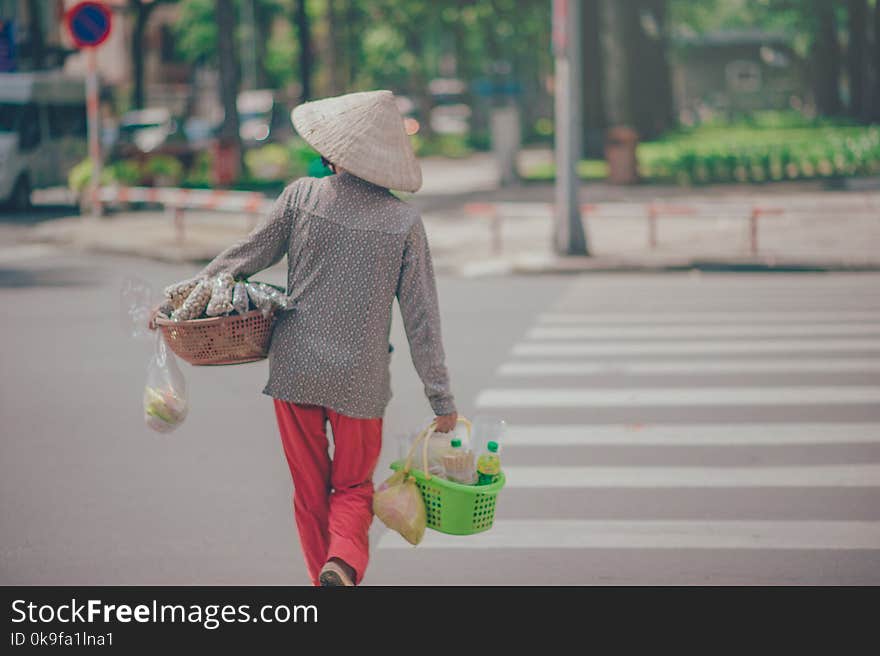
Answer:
[
  {"left": 377, "top": 520, "right": 880, "bottom": 550},
  {"left": 501, "top": 423, "right": 880, "bottom": 446},
  {"left": 497, "top": 464, "right": 880, "bottom": 487},
  {"left": 539, "top": 311, "right": 880, "bottom": 324},
  {"left": 529, "top": 325, "right": 880, "bottom": 339},
  {"left": 513, "top": 339, "right": 880, "bottom": 356},
  {"left": 476, "top": 386, "right": 880, "bottom": 407},
  {"left": 498, "top": 358, "right": 880, "bottom": 375}
]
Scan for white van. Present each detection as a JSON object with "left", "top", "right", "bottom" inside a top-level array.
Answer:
[{"left": 0, "top": 72, "right": 87, "bottom": 210}]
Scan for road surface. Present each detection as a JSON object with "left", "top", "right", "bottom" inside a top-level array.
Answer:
[{"left": 1, "top": 247, "right": 878, "bottom": 584}]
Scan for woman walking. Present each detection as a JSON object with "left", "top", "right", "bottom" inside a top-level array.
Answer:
[{"left": 197, "top": 91, "right": 457, "bottom": 586}]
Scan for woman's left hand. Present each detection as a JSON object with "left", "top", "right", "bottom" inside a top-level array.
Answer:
[{"left": 434, "top": 412, "right": 458, "bottom": 433}]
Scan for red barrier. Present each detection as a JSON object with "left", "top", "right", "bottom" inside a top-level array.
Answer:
[
  {"left": 749, "top": 206, "right": 785, "bottom": 255},
  {"left": 98, "top": 186, "right": 273, "bottom": 244}
]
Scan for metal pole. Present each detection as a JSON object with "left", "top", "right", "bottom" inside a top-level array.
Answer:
[
  {"left": 241, "top": 0, "right": 259, "bottom": 90},
  {"left": 490, "top": 206, "right": 503, "bottom": 256},
  {"left": 648, "top": 202, "right": 658, "bottom": 249},
  {"left": 553, "top": 0, "right": 588, "bottom": 255},
  {"left": 749, "top": 207, "right": 759, "bottom": 255},
  {"left": 86, "top": 47, "right": 102, "bottom": 218}
]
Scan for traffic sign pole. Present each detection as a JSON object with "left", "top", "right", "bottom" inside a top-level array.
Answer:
[
  {"left": 86, "top": 46, "right": 102, "bottom": 218},
  {"left": 65, "top": 1, "right": 112, "bottom": 219}
]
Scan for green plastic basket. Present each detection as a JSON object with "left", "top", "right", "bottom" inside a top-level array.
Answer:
[
  {"left": 390, "top": 461, "right": 505, "bottom": 535},
  {"left": 390, "top": 417, "right": 505, "bottom": 536}
]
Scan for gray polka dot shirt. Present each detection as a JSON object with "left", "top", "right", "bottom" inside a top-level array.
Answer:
[{"left": 199, "top": 172, "right": 456, "bottom": 419}]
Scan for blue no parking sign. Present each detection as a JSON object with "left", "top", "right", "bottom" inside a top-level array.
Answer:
[{"left": 65, "top": 1, "right": 112, "bottom": 49}]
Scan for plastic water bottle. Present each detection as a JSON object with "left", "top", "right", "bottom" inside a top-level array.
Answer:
[
  {"left": 442, "top": 438, "right": 476, "bottom": 484},
  {"left": 476, "top": 441, "right": 501, "bottom": 485}
]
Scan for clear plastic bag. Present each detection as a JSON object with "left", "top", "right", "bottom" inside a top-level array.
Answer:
[
  {"left": 246, "top": 282, "right": 293, "bottom": 318},
  {"left": 423, "top": 415, "right": 471, "bottom": 476},
  {"left": 163, "top": 277, "right": 201, "bottom": 310},
  {"left": 206, "top": 272, "right": 235, "bottom": 316},
  {"left": 171, "top": 278, "right": 211, "bottom": 321},
  {"left": 426, "top": 432, "right": 455, "bottom": 476},
  {"left": 232, "top": 281, "right": 249, "bottom": 316},
  {"left": 263, "top": 284, "right": 295, "bottom": 311},
  {"left": 143, "top": 334, "right": 188, "bottom": 433},
  {"left": 245, "top": 282, "right": 274, "bottom": 317},
  {"left": 472, "top": 416, "right": 506, "bottom": 460},
  {"left": 373, "top": 470, "right": 426, "bottom": 546},
  {"left": 120, "top": 276, "right": 154, "bottom": 339}
]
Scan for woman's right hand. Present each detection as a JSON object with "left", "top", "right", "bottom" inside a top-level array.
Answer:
[
  {"left": 434, "top": 412, "right": 458, "bottom": 434},
  {"left": 147, "top": 304, "right": 164, "bottom": 331}
]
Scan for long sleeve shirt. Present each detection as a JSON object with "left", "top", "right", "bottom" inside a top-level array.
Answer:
[{"left": 198, "top": 172, "right": 456, "bottom": 419}]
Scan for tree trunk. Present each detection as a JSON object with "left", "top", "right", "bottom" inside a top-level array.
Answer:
[
  {"left": 812, "top": 0, "right": 843, "bottom": 116},
  {"left": 344, "top": 0, "right": 359, "bottom": 86},
  {"left": 215, "top": 0, "right": 242, "bottom": 175},
  {"left": 25, "top": 0, "right": 45, "bottom": 70},
  {"left": 254, "top": 0, "right": 273, "bottom": 88},
  {"left": 580, "top": 0, "right": 605, "bottom": 157},
  {"left": 130, "top": 1, "right": 154, "bottom": 111},
  {"left": 636, "top": 0, "right": 675, "bottom": 138},
  {"left": 294, "top": 0, "right": 313, "bottom": 102},
  {"left": 872, "top": 0, "right": 880, "bottom": 122},
  {"left": 326, "top": 0, "right": 341, "bottom": 95},
  {"left": 405, "top": 31, "right": 432, "bottom": 139},
  {"left": 846, "top": 0, "right": 868, "bottom": 121},
  {"left": 600, "top": 0, "right": 635, "bottom": 127}
]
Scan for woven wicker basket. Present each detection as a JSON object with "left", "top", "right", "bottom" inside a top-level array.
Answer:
[{"left": 154, "top": 310, "right": 276, "bottom": 366}]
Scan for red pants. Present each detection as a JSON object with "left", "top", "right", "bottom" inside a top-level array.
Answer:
[{"left": 273, "top": 400, "right": 383, "bottom": 586}]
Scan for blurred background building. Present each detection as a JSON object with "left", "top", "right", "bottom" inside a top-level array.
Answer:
[{"left": 0, "top": 0, "right": 878, "bottom": 200}]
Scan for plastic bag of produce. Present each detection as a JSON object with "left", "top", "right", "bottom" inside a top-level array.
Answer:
[
  {"left": 373, "top": 470, "right": 426, "bottom": 546},
  {"left": 171, "top": 278, "right": 211, "bottom": 321},
  {"left": 246, "top": 282, "right": 293, "bottom": 318},
  {"left": 206, "top": 272, "right": 235, "bottom": 316},
  {"left": 245, "top": 282, "right": 273, "bottom": 316},
  {"left": 143, "top": 334, "right": 188, "bottom": 433},
  {"left": 163, "top": 277, "right": 201, "bottom": 310},
  {"left": 232, "top": 281, "right": 249, "bottom": 316}
]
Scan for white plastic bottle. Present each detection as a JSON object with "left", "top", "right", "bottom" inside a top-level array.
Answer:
[{"left": 442, "top": 438, "right": 476, "bottom": 484}]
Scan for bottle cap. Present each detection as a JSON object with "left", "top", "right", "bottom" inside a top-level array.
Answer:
[
  {"left": 488, "top": 441, "right": 498, "bottom": 452},
  {"left": 451, "top": 438, "right": 462, "bottom": 448}
]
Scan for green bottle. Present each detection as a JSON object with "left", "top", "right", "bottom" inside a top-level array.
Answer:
[{"left": 476, "top": 441, "right": 501, "bottom": 485}]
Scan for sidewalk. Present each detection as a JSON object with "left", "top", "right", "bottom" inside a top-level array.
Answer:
[{"left": 21, "top": 184, "right": 880, "bottom": 275}]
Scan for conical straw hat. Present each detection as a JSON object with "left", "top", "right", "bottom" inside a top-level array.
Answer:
[{"left": 292, "top": 90, "right": 422, "bottom": 192}]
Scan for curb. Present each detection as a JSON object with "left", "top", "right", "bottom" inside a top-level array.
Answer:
[
  {"left": 22, "top": 221, "right": 880, "bottom": 276},
  {"left": 24, "top": 235, "right": 880, "bottom": 275},
  {"left": 448, "top": 255, "right": 880, "bottom": 277}
]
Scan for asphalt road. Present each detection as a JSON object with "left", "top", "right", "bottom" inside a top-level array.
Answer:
[{"left": 1, "top": 246, "right": 879, "bottom": 585}]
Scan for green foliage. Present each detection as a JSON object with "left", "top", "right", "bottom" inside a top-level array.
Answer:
[
  {"left": 669, "top": 0, "right": 838, "bottom": 58},
  {"left": 520, "top": 117, "right": 880, "bottom": 185},
  {"left": 264, "top": 18, "right": 299, "bottom": 88},
  {"left": 143, "top": 155, "right": 184, "bottom": 182},
  {"left": 245, "top": 143, "right": 290, "bottom": 180},
  {"left": 68, "top": 159, "right": 143, "bottom": 193},
  {"left": 411, "top": 134, "right": 472, "bottom": 158},
  {"left": 182, "top": 151, "right": 214, "bottom": 188},
  {"left": 174, "top": 0, "right": 217, "bottom": 64},
  {"left": 638, "top": 123, "right": 880, "bottom": 185},
  {"left": 68, "top": 159, "right": 95, "bottom": 194},
  {"left": 523, "top": 159, "right": 608, "bottom": 182},
  {"left": 175, "top": 0, "right": 288, "bottom": 71},
  {"left": 110, "top": 160, "right": 145, "bottom": 186},
  {"left": 243, "top": 138, "right": 326, "bottom": 182},
  {"left": 288, "top": 137, "right": 322, "bottom": 176}
]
